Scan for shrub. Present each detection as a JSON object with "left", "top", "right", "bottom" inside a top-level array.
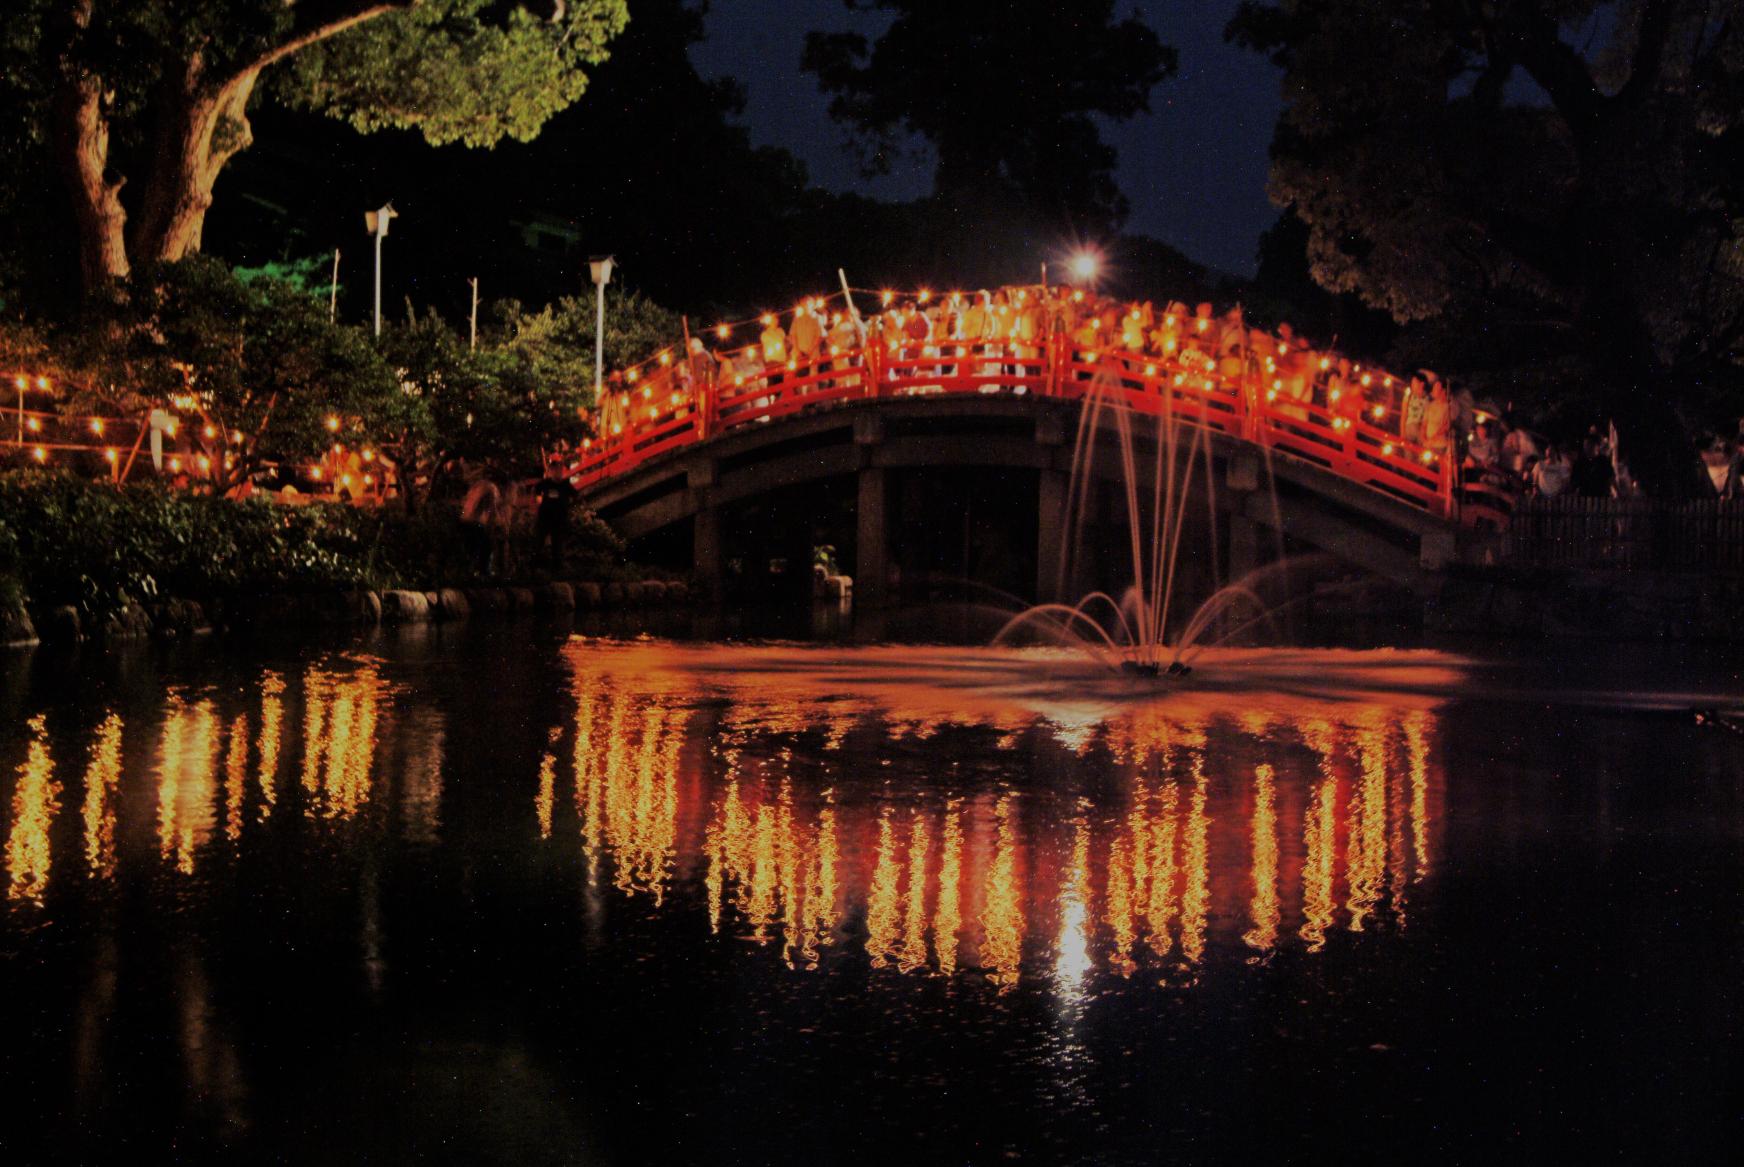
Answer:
[{"left": 0, "top": 470, "right": 629, "bottom": 622}]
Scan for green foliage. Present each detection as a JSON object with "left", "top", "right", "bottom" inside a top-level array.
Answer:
[
  {"left": 0, "top": 470, "right": 376, "bottom": 619},
  {"left": 76, "top": 257, "right": 402, "bottom": 492},
  {"left": 369, "top": 288, "right": 681, "bottom": 498},
  {"left": 3, "top": 1, "right": 629, "bottom": 299},
  {"left": 233, "top": 255, "right": 334, "bottom": 295},
  {"left": 278, "top": 0, "right": 630, "bottom": 147},
  {"left": 0, "top": 469, "right": 629, "bottom": 622}
]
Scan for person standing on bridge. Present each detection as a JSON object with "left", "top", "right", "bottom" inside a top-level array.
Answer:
[
  {"left": 963, "top": 291, "right": 990, "bottom": 348},
  {"left": 791, "top": 303, "right": 823, "bottom": 368},
  {"left": 760, "top": 315, "right": 787, "bottom": 366},
  {"left": 1421, "top": 381, "right": 1452, "bottom": 456},
  {"left": 1402, "top": 377, "right": 1428, "bottom": 444},
  {"left": 829, "top": 311, "right": 857, "bottom": 357}
]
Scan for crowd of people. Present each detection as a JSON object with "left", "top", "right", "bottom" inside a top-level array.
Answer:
[{"left": 587, "top": 284, "right": 1581, "bottom": 505}]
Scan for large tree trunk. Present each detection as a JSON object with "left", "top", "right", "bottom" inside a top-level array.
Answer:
[
  {"left": 130, "top": 61, "right": 262, "bottom": 267},
  {"left": 53, "top": 1, "right": 129, "bottom": 288},
  {"left": 50, "top": 1, "right": 408, "bottom": 296}
]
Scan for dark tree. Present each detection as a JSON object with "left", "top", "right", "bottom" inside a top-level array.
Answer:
[
  {"left": 804, "top": 1, "right": 1176, "bottom": 232},
  {"left": 1228, "top": 0, "right": 1744, "bottom": 491},
  {"left": 5, "top": 0, "right": 626, "bottom": 295}
]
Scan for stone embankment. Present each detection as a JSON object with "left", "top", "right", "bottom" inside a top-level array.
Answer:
[{"left": 0, "top": 578, "right": 690, "bottom": 648}]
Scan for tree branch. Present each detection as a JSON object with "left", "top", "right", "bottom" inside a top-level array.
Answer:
[
  {"left": 1497, "top": 11, "right": 1604, "bottom": 134},
  {"left": 1617, "top": 0, "right": 1679, "bottom": 107},
  {"left": 250, "top": 0, "right": 418, "bottom": 75}
]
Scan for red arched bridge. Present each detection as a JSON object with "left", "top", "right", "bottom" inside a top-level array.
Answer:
[{"left": 572, "top": 303, "right": 1498, "bottom": 604}]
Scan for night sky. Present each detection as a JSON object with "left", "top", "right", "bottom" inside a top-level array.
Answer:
[{"left": 689, "top": 1, "right": 1284, "bottom": 277}]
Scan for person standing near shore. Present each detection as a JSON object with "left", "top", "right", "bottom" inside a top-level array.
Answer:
[
  {"left": 460, "top": 472, "right": 502, "bottom": 577},
  {"left": 534, "top": 460, "right": 578, "bottom": 574}
]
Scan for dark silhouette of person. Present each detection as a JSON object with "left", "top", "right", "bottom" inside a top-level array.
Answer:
[{"left": 534, "top": 461, "right": 577, "bottom": 574}]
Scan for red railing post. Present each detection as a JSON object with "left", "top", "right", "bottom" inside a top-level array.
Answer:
[{"left": 866, "top": 337, "right": 884, "bottom": 398}]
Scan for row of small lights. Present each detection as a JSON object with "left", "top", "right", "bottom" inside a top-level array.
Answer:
[{"left": 597, "top": 289, "right": 1446, "bottom": 467}]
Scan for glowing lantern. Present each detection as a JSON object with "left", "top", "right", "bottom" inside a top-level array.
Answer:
[
  {"left": 89, "top": 419, "right": 103, "bottom": 436},
  {"left": 325, "top": 415, "right": 340, "bottom": 432}
]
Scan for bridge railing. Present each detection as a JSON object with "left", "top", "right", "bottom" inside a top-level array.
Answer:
[{"left": 573, "top": 330, "right": 1460, "bottom": 519}]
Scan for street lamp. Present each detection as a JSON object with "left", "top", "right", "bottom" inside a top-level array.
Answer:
[
  {"left": 365, "top": 202, "right": 398, "bottom": 337},
  {"left": 589, "top": 255, "right": 616, "bottom": 399}
]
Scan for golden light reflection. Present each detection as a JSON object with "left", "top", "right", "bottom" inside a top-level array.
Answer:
[
  {"left": 1301, "top": 774, "right": 1337, "bottom": 953},
  {"left": 573, "top": 682, "right": 687, "bottom": 906},
  {"left": 81, "top": 713, "right": 124, "bottom": 880},
  {"left": 864, "top": 807, "right": 900, "bottom": 967},
  {"left": 1345, "top": 715, "right": 1388, "bottom": 932},
  {"left": 257, "top": 672, "right": 284, "bottom": 816},
  {"left": 224, "top": 713, "right": 248, "bottom": 844},
  {"left": 934, "top": 800, "right": 963, "bottom": 975},
  {"left": 299, "top": 665, "right": 383, "bottom": 820},
  {"left": 7, "top": 715, "right": 60, "bottom": 903},
  {"left": 979, "top": 794, "right": 1024, "bottom": 990},
  {"left": 898, "top": 811, "right": 932, "bottom": 973},
  {"left": 158, "top": 696, "right": 218, "bottom": 875},
  {"left": 545, "top": 642, "right": 1455, "bottom": 986},
  {"left": 1243, "top": 763, "right": 1279, "bottom": 955},
  {"left": 535, "top": 726, "right": 559, "bottom": 840}
]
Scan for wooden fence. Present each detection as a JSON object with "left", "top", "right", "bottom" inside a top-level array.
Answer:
[{"left": 1501, "top": 496, "right": 1744, "bottom": 572}]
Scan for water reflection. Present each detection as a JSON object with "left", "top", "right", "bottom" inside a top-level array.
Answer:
[
  {"left": 8, "top": 714, "right": 59, "bottom": 903},
  {"left": 556, "top": 643, "right": 1445, "bottom": 986},
  {"left": 3, "top": 642, "right": 1447, "bottom": 987},
  {"left": 81, "top": 713, "right": 123, "bottom": 879}
]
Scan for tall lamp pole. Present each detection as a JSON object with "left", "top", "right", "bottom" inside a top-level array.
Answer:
[
  {"left": 366, "top": 202, "right": 397, "bottom": 337},
  {"left": 589, "top": 255, "right": 615, "bottom": 399}
]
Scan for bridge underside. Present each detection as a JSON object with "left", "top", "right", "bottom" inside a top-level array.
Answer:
[{"left": 580, "top": 397, "right": 1458, "bottom": 607}]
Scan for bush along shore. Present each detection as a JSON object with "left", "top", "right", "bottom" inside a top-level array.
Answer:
[{"left": 0, "top": 471, "right": 685, "bottom": 648}]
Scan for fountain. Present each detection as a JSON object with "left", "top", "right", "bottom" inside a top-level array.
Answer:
[{"left": 993, "top": 368, "right": 1287, "bottom": 677}]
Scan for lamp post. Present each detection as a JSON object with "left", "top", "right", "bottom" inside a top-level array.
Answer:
[
  {"left": 365, "top": 202, "right": 397, "bottom": 337},
  {"left": 589, "top": 255, "right": 615, "bottom": 399}
]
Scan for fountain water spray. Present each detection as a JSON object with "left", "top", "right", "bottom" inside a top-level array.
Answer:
[{"left": 995, "top": 368, "right": 1286, "bottom": 678}]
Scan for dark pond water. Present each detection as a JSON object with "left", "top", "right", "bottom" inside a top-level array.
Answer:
[{"left": 1, "top": 623, "right": 1739, "bottom": 1164}]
